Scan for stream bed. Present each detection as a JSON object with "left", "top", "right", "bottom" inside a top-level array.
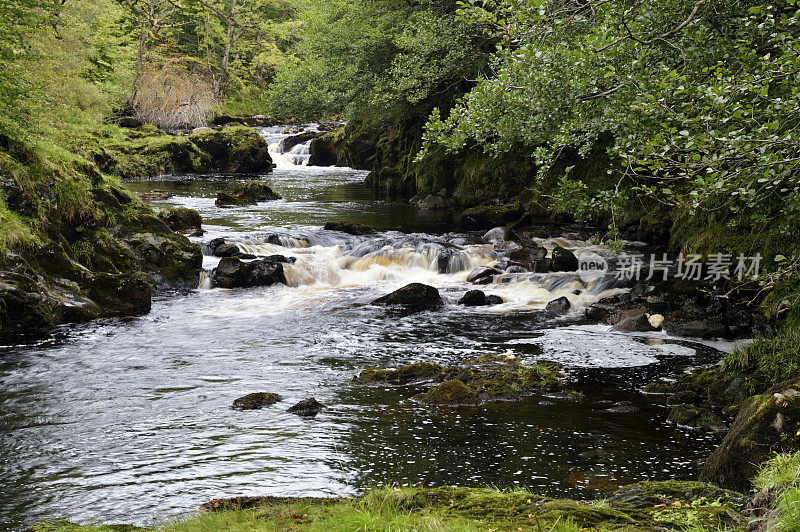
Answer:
[{"left": 0, "top": 131, "right": 737, "bottom": 529}]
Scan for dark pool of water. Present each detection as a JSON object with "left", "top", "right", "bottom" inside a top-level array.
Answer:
[{"left": 0, "top": 166, "right": 732, "bottom": 530}]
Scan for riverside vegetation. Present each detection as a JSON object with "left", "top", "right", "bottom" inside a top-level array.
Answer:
[{"left": 3, "top": 0, "right": 800, "bottom": 530}]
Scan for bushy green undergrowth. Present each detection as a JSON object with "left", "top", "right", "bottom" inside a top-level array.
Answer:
[{"left": 754, "top": 452, "right": 800, "bottom": 531}]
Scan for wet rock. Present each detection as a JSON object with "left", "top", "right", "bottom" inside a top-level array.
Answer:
[
  {"left": 642, "top": 380, "right": 675, "bottom": 395},
  {"left": 664, "top": 312, "right": 726, "bottom": 338},
  {"left": 232, "top": 392, "right": 281, "bottom": 410},
  {"left": 354, "top": 362, "right": 444, "bottom": 385},
  {"left": 509, "top": 246, "right": 548, "bottom": 270},
  {"left": 212, "top": 256, "right": 287, "bottom": 289},
  {"left": 138, "top": 190, "right": 173, "bottom": 201},
  {"left": 545, "top": 297, "right": 571, "bottom": 314},
  {"left": 372, "top": 283, "right": 444, "bottom": 311},
  {"left": 483, "top": 227, "right": 507, "bottom": 242},
  {"left": 419, "top": 380, "right": 480, "bottom": 405},
  {"left": 216, "top": 182, "right": 281, "bottom": 207},
  {"left": 458, "top": 290, "right": 503, "bottom": 307},
  {"left": 668, "top": 404, "right": 726, "bottom": 430},
  {"left": 551, "top": 246, "right": 579, "bottom": 272},
  {"left": 282, "top": 131, "right": 320, "bottom": 152},
  {"left": 608, "top": 480, "right": 746, "bottom": 511},
  {"left": 667, "top": 390, "right": 701, "bottom": 406},
  {"left": 122, "top": 231, "right": 203, "bottom": 290},
  {"left": 323, "top": 221, "right": 376, "bottom": 235},
  {"left": 613, "top": 313, "right": 655, "bottom": 332},
  {"left": 466, "top": 266, "right": 501, "bottom": 284},
  {"left": 213, "top": 242, "right": 243, "bottom": 258},
  {"left": 606, "top": 401, "right": 639, "bottom": 414},
  {"left": 287, "top": 397, "right": 324, "bottom": 417},
  {"left": 460, "top": 202, "right": 524, "bottom": 230},
  {"left": 701, "top": 381, "right": 800, "bottom": 492},
  {"left": 158, "top": 207, "right": 202, "bottom": 233},
  {"left": 416, "top": 194, "right": 452, "bottom": 210}
]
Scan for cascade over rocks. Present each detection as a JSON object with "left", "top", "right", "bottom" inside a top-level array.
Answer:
[
  {"left": 211, "top": 256, "right": 288, "bottom": 289},
  {"left": 372, "top": 283, "right": 444, "bottom": 311}
]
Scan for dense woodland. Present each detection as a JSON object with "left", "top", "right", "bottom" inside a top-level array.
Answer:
[{"left": 4, "top": 0, "right": 800, "bottom": 529}]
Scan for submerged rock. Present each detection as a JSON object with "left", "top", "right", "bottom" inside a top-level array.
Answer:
[
  {"left": 606, "top": 401, "right": 640, "bottom": 414},
  {"left": 323, "top": 221, "right": 376, "bottom": 235},
  {"left": 232, "top": 392, "right": 281, "bottom": 410},
  {"left": 287, "top": 398, "right": 325, "bottom": 417},
  {"left": 416, "top": 194, "right": 452, "bottom": 210},
  {"left": 372, "top": 283, "right": 444, "bottom": 311},
  {"left": 211, "top": 256, "right": 287, "bottom": 288}
]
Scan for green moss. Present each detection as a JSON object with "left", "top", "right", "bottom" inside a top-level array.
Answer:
[
  {"left": 419, "top": 379, "right": 480, "bottom": 405},
  {"left": 232, "top": 392, "right": 282, "bottom": 410},
  {"left": 353, "top": 362, "right": 444, "bottom": 385}
]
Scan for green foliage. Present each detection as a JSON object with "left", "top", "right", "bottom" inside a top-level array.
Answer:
[
  {"left": 266, "top": 0, "right": 490, "bottom": 120},
  {"left": 421, "top": 0, "right": 800, "bottom": 267}
]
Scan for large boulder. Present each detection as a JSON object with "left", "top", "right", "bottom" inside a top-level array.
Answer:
[
  {"left": 158, "top": 207, "right": 202, "bottom": 233},
  {"left": 282, "top": 131, "right": 320, "bottom": 152},
  {"left": 700, "top": 380, "right": 800, "bottom": 492},
  {"left": 189, "top": 126, "right": 273, "bottom": 174},
  {"left": 212, "top": 256, "right": 288, "bottom": 288},
  {"left": 372, "top": 283, "right": 444, "bottom": 311},
  {"left": 551, "top": 246, "right": 579, "bottom": 272}
]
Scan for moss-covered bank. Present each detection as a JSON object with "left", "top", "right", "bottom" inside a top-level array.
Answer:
[{"left": 32, "top": 481, "right": 746, "bottom": 531}]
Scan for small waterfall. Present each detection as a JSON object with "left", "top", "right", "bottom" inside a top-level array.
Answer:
[
  {"left": 259, "top": 124, "right": 318, "bottom": 169},
  {"left": 197, "top": 270, "right": 213, "bottom": 290},
  {"left": 200, "top": 228, "right": 634, "bottom": 313}
]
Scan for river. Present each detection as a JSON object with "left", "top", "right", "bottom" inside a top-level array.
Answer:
[{"left": 0, "top": 127, "right": 734, "bottom": 529}]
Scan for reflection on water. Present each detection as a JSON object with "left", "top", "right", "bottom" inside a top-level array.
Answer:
[{"left": 0, "top": 162, "right": 728, "bottom": 529}]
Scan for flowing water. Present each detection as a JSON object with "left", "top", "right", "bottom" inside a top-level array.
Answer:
[{"left": 0, "top": 129, "right": 742, "bottom": 530}]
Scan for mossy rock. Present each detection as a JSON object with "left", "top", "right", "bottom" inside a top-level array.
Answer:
[
  {"left": 701, "top": 380, "right": 800, "bottom": 492},
  {"left": 189, "top": 126, "right": 273, "bottom": 174},
  {"left": 158, "top": 207, "right": 202, "bottom": 232},
  {"left": 323, "top": 221, "right": 376, "bottom": 235},
  {"left": 419, "top": 380, "right": 480, "bottom": 405},
  {"left": 353, "top": 362, "right": 444, "bottom": 385},
  {"left": 459, "top": 202, "right": 524, "bottom": 230},
  {"left": 232, "top": 392, "right": 282, "bottom": 410},
  {"left": 609, "top": 480, "right": 746, "bottom": 510},
  {"left": 85, "top": 272, "right": 152, "bottom": 317}
]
